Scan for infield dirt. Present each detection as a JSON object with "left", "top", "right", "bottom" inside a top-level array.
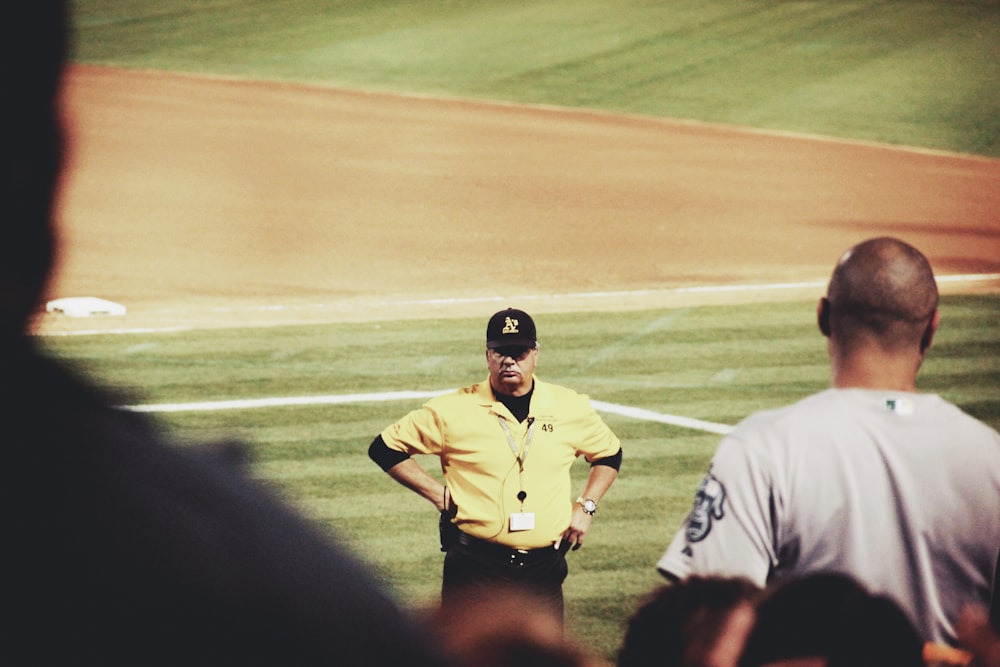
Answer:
[{"left": 36, "top": 66, "right": 1000, "bottom": 333}]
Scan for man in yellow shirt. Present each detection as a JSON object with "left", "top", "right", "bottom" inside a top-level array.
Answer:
[{"left": 369, "top": 308, "right": 622, "bottom": 621}]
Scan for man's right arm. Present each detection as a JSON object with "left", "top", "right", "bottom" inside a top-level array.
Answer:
[{"left": 368, "top": 435, "right": 448, "bottom": 512}]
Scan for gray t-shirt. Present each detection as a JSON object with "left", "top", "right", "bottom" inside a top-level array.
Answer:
[{"left": 658, "top": 388, "right": 1000, "bottom": 646}]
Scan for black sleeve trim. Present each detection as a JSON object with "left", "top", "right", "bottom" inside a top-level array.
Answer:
[
  {"left": 368, "top": 434, "right": 411, "bottom": 472},
  {"left": 658, "top": 568, "right": 681, "bottom": 583},
  {"left": 589, "top": 447, "right": 622, "bottom": 471}
]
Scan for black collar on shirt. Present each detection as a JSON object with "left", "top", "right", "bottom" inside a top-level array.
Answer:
[{"left": 494, "top": 384, "right": 533, "bottom": 423}]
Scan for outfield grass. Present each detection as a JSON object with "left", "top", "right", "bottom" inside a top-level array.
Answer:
[
  {"left": 39, "top": 294, "right": 1000, "bottom": 659},
  {"left": 71, "top": 0, "right": 1000, "bottom": 156}
]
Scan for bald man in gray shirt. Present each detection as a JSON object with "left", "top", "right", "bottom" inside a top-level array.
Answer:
[{"left": 658, "top": 237, "right": 1000, "bottom": 649}]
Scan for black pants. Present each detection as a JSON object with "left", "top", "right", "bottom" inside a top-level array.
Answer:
[{"left": 442, "top": 534, "right": 569, "bottom": 624}]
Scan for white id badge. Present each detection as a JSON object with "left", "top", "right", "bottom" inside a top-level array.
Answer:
[{"left": 509, "top": 512, "right": 535, "bottom": 532}]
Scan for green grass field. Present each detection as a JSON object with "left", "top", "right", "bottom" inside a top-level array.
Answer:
[
  {"left": 58, "top": 0, "right": 1000, "bottom": 660},
  {"left": 39, "top": 294, "right": 1000, "bottom": 659}
]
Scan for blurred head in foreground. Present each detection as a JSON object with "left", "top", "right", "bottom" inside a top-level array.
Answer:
[
  {"left": 738, "top": 573, "right": 924, "bottom": 667},
  {"left": 426, "top": 586, "right": 607, "bottom": 667},
  {"left": 1, "top": 3, "right": 66, "bottom": 338},
  {"left": 618, "top": 575, "right": 761, "bottom": 667},
  {"left": 3, "top": 5, "right": 454, "bottom": 665}
]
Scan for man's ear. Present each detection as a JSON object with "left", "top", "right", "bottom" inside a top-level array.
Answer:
[
  {"left": 817, "top": 297, "right": 832, "bottom": 337},
  {"left": 920, "top": 309, "right": 940, "bottom": 353}
]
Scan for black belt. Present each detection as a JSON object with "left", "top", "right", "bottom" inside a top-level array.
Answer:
[{"left": 456, "top": 532, "right": 562, "bottom": 567}]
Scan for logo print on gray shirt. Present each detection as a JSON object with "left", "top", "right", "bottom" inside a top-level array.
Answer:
[{"left": 685, "top": 469, "right": 726, "bottom": 543}]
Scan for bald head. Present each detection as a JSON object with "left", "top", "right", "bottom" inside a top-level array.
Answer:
[{"left": 823, "top": 237, "right": 938, "bottom": 353}]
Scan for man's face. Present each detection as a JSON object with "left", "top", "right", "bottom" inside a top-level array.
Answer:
[{"left": 486, "top": 345, "right": 538, "bottom": 397}]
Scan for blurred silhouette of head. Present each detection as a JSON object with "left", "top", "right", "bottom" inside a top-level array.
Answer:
[
  {"left": 1, "top": 3, "right": 67, "bottom": 337},
  {"left": 427, "top": 585, "right": 603, "bottom": 667},
  {"left": 619, "top": 575, "right": 761, "bottom": 667},
  {"left": 738, "top": 573, "right": 924, "bottom": 667}
]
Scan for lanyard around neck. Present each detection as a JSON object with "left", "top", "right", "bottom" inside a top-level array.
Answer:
[
  {"left": 498, "top": 414, "right": 536, "bottom": 464},
  {"left": 498, "top": 415, "right": 535, "bottom": 507}
]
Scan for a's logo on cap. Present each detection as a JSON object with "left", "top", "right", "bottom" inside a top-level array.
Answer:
[{"left": 502, "top": 317, "right": 519, "bottom": 335}]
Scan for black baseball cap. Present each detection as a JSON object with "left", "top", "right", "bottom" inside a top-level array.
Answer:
[{"left": 486, "top": 308, "right": 537, "bottom": 349}]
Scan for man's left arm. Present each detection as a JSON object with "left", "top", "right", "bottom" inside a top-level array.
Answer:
[{"left": 559, "top": 449, "right": 621, "bottom": 550}]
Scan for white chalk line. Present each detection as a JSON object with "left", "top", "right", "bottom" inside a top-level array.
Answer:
[
  {"left": 123, "top": 389, "right": 454, "bottom": 413},
  {"left": 205, "top": 272, "right": 1000, "bottom": 305},
  {"left": 122, "top": 390, "right": 734, "bottom": 435},
  {"left": 590, "top": 401, "right": 733, "bottom": 435},
  {"left": 38, "top": 272, "right": 1000, "bottom": 337}
]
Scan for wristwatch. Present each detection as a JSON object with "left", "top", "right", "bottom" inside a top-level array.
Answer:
[{"left": 576, "top": 497, "right": 598, "bottom": 516}]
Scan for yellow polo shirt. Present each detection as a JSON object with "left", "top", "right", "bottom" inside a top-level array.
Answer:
[{"left": 380, "top": 377, "right": 621, "bottom": 549}]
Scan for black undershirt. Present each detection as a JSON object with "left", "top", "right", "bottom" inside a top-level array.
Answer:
[{"left": 494, "top": 386, "right": 532, "bottom": 423}]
